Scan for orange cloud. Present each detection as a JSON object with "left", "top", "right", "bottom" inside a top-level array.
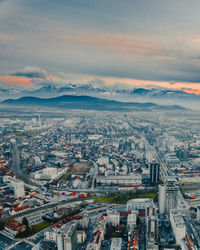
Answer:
[
  {"left": 183, "top": 89, "right": 200, "bottom": 94},
  {"left": 0, "top": 33, "right": 23, "bottom": 41},
  {"left": 56, "top": 33, "right": 162, "bottom": 55},
  {"left": 99, "top": 76, "right": 200, "bottom": 94},
  {"left": 46, "top": 74, "right": 61, "bottom": 80},
  {"left": 0, "top": 76, "right": 33, "bottom": 85}
]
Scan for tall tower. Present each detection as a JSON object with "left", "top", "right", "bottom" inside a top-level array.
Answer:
[
  {"left": 159, "top": 178, "right": 178, "bottom": 216},
  {"left": 159, "top": 184, "right": 166, "bottom": 214},
  {"left": 38, "top": 109, "right": 41, "bottom": 126},
  {"left": 150, "top": 162, "right": 160, "bottom": 185},
  {"left": 165, "top": 177, "right": 178, "bottom": 215}
]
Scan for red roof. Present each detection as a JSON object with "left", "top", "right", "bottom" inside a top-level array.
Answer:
[
  {"left": 11, "top": 205, "right": 30, "bottom": 213},
  {"left": 6, "top": 220, "right": 25, "bottom": 230}
]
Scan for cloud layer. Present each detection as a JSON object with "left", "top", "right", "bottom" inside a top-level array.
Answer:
[
  {"left": 1, "top": 0, "right": 200, "bottom": 92},
  {"left": 11, "top": 67, "right": 48, "bottom": 79}
]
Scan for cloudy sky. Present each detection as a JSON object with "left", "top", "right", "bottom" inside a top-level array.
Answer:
[{"left": 1, "top": 0, "right": 200, "bottom": 93}]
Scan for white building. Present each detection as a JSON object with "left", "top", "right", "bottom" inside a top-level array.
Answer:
[
  {"left": 159, "top": 185, "right": 166, "bottom": 214},
  {"left": 33, "top": 156, "right": 42, "bottom": 166},
  {"left": 159, "top": 178, "right": 178, "bottom": 215},
  {"left": 31, "top": 167, "right": 58, "bottom": 180},
  {"left": 10, "top": 178, "right": 25, "bottom": 198},
  {"left": 170, "top": 209, "right": 186, "bottom": 246},
  {"left": 110, "top": 237, "right": 122, "bottom": 250},
  {"left": 126, "top": 198, "right": 155, "bottom": 215},
  {"left": 45, "top": 222, "right": 77, "bottom": 250},
  {"left": 107, "top": 212, "right": 120, "bottom": 226},
  {"left": 127, "top": 211, "right": 137, "bottom": 230},
  {"left": 96, "top": 174, "right": 142, "bottom": 186},
  {"left": 98, "top": 157, "right": 109, "bottom": 165}
]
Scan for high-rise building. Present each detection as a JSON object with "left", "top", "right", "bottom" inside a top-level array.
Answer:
[
  {"left": 10, "top": 179, "right": 25, "bottom": 198},
  {"left": 44, "top": 222, "right": 77, "bottom": 250},
  {"left": 150, "top": 163, "right": 160, "bottom": 184},
  {"left": 147, "top": 215, "right": 158, "bottom": 242},
  {"left": 165, "top": 178, "right": 178, "bottom": 215},
  {"left": 159, "top": 185, "right": 166, "bottom": 215},
  {"left": 158, "top": 178, "right": 178, "bottom": 215},
  {"left": 63, "top": 224, "right": 77, "bottom": 250}
]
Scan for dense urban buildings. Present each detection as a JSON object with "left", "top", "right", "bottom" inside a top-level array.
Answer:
[
  {"left": 2, "top": 0, "right": 200, "bottom": 249},
  {"left": 0, "top": 109, "right": 200, "bottom": 249}
]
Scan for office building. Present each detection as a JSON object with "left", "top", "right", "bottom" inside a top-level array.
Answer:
[
  {"left": 147, "top": 215, "right": 158, "bottom": 242},
  {"left": 10, "top": 179, "right": 25, "bottom": 198},
  {"left": 159, "top": 185, "right": 166, "bottom": 215},
  {"left": 45, "top": 222, "right": 77, "bottom": 250},
  {"left": 126, "top": 198, "right": 156, "bottom": 216},
  {"left": 159, "top": 178, "right": 178, "bottom": 215},
  {"left": 170, "top": 209, "right": 186, "bottom": 246},
  {"left": 150, "top": 163, "right": 160, "bottom": 184},
  {"left": 107, "top": 212, "right": 120, "bottom": 226},
  {"left": 165, "top": 178, "right": 178, "bottom": 215},
  {"left": 127, "top": 211, "right": 137, "bottom": 230}
]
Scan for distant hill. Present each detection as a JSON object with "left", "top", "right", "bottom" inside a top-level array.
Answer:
[{"left": 1, "top": 95, "right": 187, "bottom": 112}]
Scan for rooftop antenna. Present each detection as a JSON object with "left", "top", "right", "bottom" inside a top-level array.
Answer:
[{"left": 38, "top": 109, "right": 41, "bottom": 126}]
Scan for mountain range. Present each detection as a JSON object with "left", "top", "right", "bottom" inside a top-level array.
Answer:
[
  {"left": 1, "top": 95, "right": 186, "bottom": 112},
  {"left": 0, "top": 81, "right": 199, "bottom": 110},
  {"left": 0, "top": 82, "right": 197, "bottom": 100}
]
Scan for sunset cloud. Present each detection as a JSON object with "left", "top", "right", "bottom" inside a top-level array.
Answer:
[
  {"left": 56, "top": 33, "right": 163, "bottom": 55},
  {"left": 1, "top": 0, "right": 200, "bottom": 93},
  {"left": 0, "top": 76, "right": 33, "bottom": 85}
]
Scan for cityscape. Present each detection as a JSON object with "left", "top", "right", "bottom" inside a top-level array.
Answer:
[
  {"left": 0, "top": 108, "right": 200, "bottom": 249},
  {"left": 1, "top": 0, "right": 200, "bottom": 249}
]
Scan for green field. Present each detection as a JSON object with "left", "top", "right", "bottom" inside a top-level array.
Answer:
[
  {"left": 16, "top": 221, "right": 53, "bottom": 238},
  {"left": 94, "top": 191, "right": 158, "bottom": 204}
]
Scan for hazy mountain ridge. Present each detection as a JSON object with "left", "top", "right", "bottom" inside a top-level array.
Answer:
[
  {"left": 0, "top": 82, "right": 196, "bottom": 99},
  {"left": 1, "top": 95, "right": 187, "bottom": 112}
]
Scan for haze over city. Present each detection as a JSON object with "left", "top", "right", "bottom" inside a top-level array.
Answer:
[{"left": 1, "top": 1, "right": 200, "bottom": 250}]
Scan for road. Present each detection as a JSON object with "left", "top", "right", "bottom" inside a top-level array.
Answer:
[
  {"left": 10, "top": 139, "right": 26, "bottom": 179},
  {"left": 10, "top": 139, "right": 38, "bottom": 186}
]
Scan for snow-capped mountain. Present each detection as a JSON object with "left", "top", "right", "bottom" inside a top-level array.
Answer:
[
  {"left": 130, "top": 88, "right": 194, "bottom": 98},
  {"left": 0, "top": 81, "right": 199, "bottom": 108}
]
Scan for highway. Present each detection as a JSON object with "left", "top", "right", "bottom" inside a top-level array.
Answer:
[{"left": 10, "top": 139, "right": 38, "bottom": 187}]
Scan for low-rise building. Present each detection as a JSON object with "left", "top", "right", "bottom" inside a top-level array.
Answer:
[
  {"left": 96, "top": 174, "right": 142, "bottom": 186},
  {"left": 5, "top": 220, "right": 26, "bottom": 236},
  {"left": 10, "top": 205, "right": 30, "bottom": 215}
]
